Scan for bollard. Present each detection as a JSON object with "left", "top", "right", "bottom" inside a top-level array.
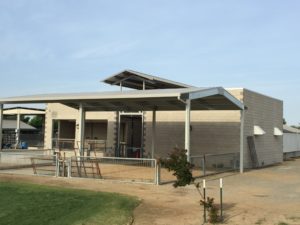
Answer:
[
  {"left": 220, "top": 178, "right": 223, "bottom": 221},
  {"left": 203, "top": 179, "right": 206, "bottom": 222}
]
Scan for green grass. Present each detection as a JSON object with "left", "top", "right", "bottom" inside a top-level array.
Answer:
[{"left": 0, "top": 181, "right": 139, "bottom": 225}]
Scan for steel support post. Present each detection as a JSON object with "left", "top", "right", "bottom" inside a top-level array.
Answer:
[
  {"left": 15, "top": 112, "right": 21, "bottom": 149},
  {"left": 78, "top": 103, "right": 85, "bottom": 156},
  {"left": 151, "top": 110, "right": 156, "bottom": 159},
  {"left": 240, "top": 109, "right": 245, "bottom": 173},
  {"left": 185, "top": 99, "right": 191, "bottom": 162}
]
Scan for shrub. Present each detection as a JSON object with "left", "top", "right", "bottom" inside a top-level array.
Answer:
[{"left": 161, "top": 148, "right": 220, "bottom": 223}]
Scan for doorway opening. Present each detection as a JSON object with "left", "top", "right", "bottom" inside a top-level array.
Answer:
[{"left": 119, "top": 113, "right": 143, "bottom": 158}]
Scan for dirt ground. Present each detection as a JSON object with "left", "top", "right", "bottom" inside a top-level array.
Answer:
[{"left": 0, "top": 159, "right": 300, "bottom": 225}]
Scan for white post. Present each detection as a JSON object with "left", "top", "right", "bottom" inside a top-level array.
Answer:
[
  {"left": 116, "top": 111, "right": 120, "bottom": 156},
  {"left": 78, "top": 103, "right": 85, "bottom": 156},
  {"left": 185, "top": 99, "right": 191, "bottom": 161},
  {"left": 240, "top": 109, "right": 245, "bottom": 173},
  {"left": 143, "top": 81, "right": 146, "bottom": 90},
  {"left": 15, "top": 112, "right": 21, "bottom": 149},
  {"left": 0, "top": 104, "right": 3, "bottom": 150},
  {"left": 151, "top": 110, "right": 156, "bottom": 159}
]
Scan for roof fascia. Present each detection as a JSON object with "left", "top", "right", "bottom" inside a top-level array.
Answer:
[{"left": 179, "top": 87, "right": 244, "bottom": 110}]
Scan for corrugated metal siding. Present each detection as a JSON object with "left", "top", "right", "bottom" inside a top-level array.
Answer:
[{"left": 283, "top": 133, "right": 300, "bottom": 152}]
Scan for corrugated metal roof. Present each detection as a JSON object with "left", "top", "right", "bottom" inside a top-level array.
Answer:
[
  {"left": 102, "top": 70, "right": 194, "bottom": 90},
  {"left": 2, "top": 120, "right": 36, "bottom": 130},
  {"left": 0, "top": 87, "right": 244, "bottom": 111},
  {"left": 283, "top": 125, "right": 300, "bottom": 133},
  {"left": 4, "top": 107, "right": 45, "bottom": 115},
  {"left": 0, "top": 87, "right": 197, "bottom": 103}
]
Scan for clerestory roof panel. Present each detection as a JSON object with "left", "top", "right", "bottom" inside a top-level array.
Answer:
[{"left": 102, "top": 69, "right": 194, "bottom": 90}]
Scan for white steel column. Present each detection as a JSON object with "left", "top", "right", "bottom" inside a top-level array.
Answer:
[
  {"left": 116, "top": 111, "right": 120, "bottom": 155},
  {"left": 143, "top": 81, "right": 146, "bottom": 90},
  {"left": 0, "top": 104, "right": 3, "bottom": 150},
  {"left": 78, "top": 103, "right": 85, "bottom": 156},
  {"left": 240, "top": 109, "right": 245, "bottom": 173},
  {"left": 151, "top": 110, "right": 156, "bottom": 159},
  {"left": 185, "top": 99, "right": 191, "bottom": 162},
  {"left": 15, "top": 111, "right": 21, "bottom": 149}
]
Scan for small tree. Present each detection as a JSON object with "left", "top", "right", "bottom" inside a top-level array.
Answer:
[
  {"left": 21, "top": 116, "right": 30, "bottom": 123},
  {"left": 160, "top": 148, "right": 221, "bottom": 224},
  {"left": 160, "top": 147, "right": 194, "bottom": 187},
  {"left": 283, "top": 118, "right": 287, "bottom": 125},
  {"left": 29, "top": 116, "right": 43, "bottom": 129}
]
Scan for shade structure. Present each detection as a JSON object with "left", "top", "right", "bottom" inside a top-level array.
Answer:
[
  {"left": 0, "top": 87, "right": 243, "bottom": 111},
  {"left": 3, "top": 107, "right": 45, "bottom": 115},
  {"left": 0, "top": 85, "right": 245, "bottom": 171},
  {"left": 102, "top": 69, "right": 193, "bottom": 90}
]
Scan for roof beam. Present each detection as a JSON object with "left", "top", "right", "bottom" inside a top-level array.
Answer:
[
  {"left": 180, "top": 87, "right": 244, "bottom": 110},
  {"left": 112, "top": 75, "right": 136, "bottom": 85}
]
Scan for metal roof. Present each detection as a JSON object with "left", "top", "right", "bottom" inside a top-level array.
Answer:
[
  {"left": 2, "top": 120, "right": 36, "bottom": 130},
  {"left": 0, "top": 87, "right": 244, "bottom": 111},
  {"left": 283, "top": 125, "right": 300, "bottom": 133},
  {"left": 102, "top": 69, "right": 194, "bottom": 90},
  {"left": 4, "top": 107, "right": 45, "bottom": 115}
]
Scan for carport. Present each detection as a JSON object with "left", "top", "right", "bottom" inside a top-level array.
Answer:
[
  {"left": 3, "top": 107, "right": 45, "bottom": 148},
  {"left": 0, "top": 87, "right": 245, "bottom": 172}
]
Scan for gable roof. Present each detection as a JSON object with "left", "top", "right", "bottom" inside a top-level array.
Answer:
[
  {"left": 2, "top": 120, "right": 36, "bottom": 130},
  {"left": 4, "top": 107, "right": 45, "bottom": 115}
]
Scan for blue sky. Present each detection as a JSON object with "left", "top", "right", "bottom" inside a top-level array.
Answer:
[{"left": 0, "top": 1, "right": 299, "bottom": 125}]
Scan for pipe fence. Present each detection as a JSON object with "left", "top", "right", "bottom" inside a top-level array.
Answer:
[
  {"left": 0, "top": 151, "right": 56, "bottom": 176},
  {"left": 0, "top": 150, "right": 239, "bottom": 185},
  {"left": 190, "top": 152, "right": 240, "bottom": 177},
  {"left": 68, "top": 156, "right": 157, "bottom": 184},
  {"left": 159, "top": 152, "right": 239, "bottom": 183}
]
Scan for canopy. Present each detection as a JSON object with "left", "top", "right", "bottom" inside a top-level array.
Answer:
[
  {"left": 102, "top": 69, "right": 194, "bottom": 90},
  {"left": 0, "top": 87, "right": 244, "bottom": 111}
]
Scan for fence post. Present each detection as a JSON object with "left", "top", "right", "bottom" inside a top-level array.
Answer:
[
  {"left": 155, "top": 160, "right": 161, "bottom": 185},
  {"left": 202, "top": 155, "right": 206, "bottom": 176},
  {"left": 69, "top": 159, "right": 72, "bottom": 178},
  {"left": 55, "top": 154, "right": 59, "bottom": 177},
  {"left": 203, "top": 179, "right": 207, "bottom": 222}
]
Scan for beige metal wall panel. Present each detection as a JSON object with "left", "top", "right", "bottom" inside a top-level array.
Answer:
[
  {"left": 283, "top": 133, "right": 300, "bottom": 153},
  {"left": 44, "top": 103, "right": 115, "bottom": 149},
  {"left": 85, "top": 121, "right": 108, "bottom": 140}
]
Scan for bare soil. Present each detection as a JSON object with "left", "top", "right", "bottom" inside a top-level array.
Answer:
[{"left": 1, "top": 159, "right": 300, "bottom": 225}]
